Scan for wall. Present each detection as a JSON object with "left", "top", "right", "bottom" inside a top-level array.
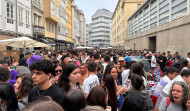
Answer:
[{"left": 126, "top": 14, "right": 190, "bottom": 57}]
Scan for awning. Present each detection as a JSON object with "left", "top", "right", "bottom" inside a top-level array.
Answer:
[{"left": 42, "top": 39, "right": 55, "bottom": 46}]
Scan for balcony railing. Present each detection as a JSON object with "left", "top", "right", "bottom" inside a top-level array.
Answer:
[{"left": 33, "top": 25, "right": 44, "bottom": 36}]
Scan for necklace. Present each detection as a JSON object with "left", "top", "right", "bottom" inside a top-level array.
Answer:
[{"left": 38, "top": 87, "right": 50, "bottom": 97}]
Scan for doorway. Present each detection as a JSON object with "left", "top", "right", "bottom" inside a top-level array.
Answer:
[{"left": 149, "top": 36, "right": 156, "bottom": 51}]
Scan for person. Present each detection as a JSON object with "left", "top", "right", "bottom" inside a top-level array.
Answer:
[
  {"left": 79, "top": 63, "right": 89, "bottom": 85},
  {"left": 14, "top": 75, "right": 33, "bottom": 109},
  {"left": 158, "top": 82, "right": 188, "bottom": 111},
  {"left": 86, "top": 86, "right": 108, "bottom": 110},
  {"left": 81, "top": 106, "right": 105, "bottom": 111},
  {"left": 102, "top": 55, "right": 110, "bottom": 73},
  {"left": 179, "top": 59, "right": 189, "bottom": 72},
  {"left": 155, "top": 69, "right": 190, "bottom": 108},
  {"left": 62, "top": 89, "right": 86, "bottom": 111},
  {"left": 121, "top": 64, "right": 130, "bottom": 87},
  {"left": 128, "top": 62, "right": 147, "bottom": 92},
  {"left": 0, "top": 67, "right": 11, "bottom": 82},
  {"left": 61, "top": 54, "right": 70, "bottom": 68},
  {"left": 0, "top": 82, "right": 19, "bottom": 111},
  {"left": 10, "top": 56, "right": 18, "bottom": 70},
  {"left": 152, "top": 66, "right": 179, "bottom": 106},
  {"left": 151, "top": 52, "right": 158, "bottom": 71},
  {"left": 21, "top": 100, "right": 64, "bottom": 111},
  {"left": 103, "top": 74, "right": 118, "bottom": 111},
  {"left": 167, "top": 51, "right": 172, "bottom": 61},
  {"left": 50, "top": 64, "right": 63, "bottom": 84},
  {"left": 107, "top": 66, "right": 122, "bottom": 86},
  {"left": 120, "top": 90, "right": 148, "bottom": 111},
  {"left": 58, "top": 63, "right": 81, "bottom": 93},
  {"left": 28, "top": 60, "right": 64, "bottom": 105},
  {"left": 131, "top": 75, "right": 154, "bottom": 110},
  {"left": 83, "top": 61, "right": 100, "bottom": 98},
  {"left": 158, "top": 53, "right": 167, "bottom": 71}
]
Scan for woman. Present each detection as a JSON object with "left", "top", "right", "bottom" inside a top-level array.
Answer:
[
  {"left": 130, "top": 75, "right": 154, "bottom": 110},
  {"left": 129, "top": 62, "right": 147, "bottom": 91},
  {"left": 0, "top": 82, "right": 18, "bottom": 111},
  {"left": 159, "top": 81, "right": 188, "bottom": 111},
  {"left": 62, "top": 89, "right": 86, "bottom": 111},
  {"left": 14, "top": 75, "right": 33, "bottom": 109},
  {"left": 103, "top": 74, "right": 118, "bottom": 111},
  {"left": 58, "top": 63, "right": 81, "bottom": 93},
  {"left": 50, "top": 64, "right": 63, "bottom": 84},
  {"left": 86, "top": 86, "right": 108, "bottom": 109},
  {"left": 10, "top": 56, "right": 18, "bottom": 70},
  {"left": 108, "top": 66, "right": 122, "bottom": 86}
]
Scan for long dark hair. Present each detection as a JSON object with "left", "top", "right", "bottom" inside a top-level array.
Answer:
[
  {"left": 0, "top": 82, "right": 18, "bottom": 111},
  {"left": 86, "top": 86, "right": 108, "bottom": 109},
  {"left": 103, "top": 74, "right": 117, "bottom": 111},
  {"left": 16, "top": 75, "right": 34, "bottom": 101},
  {"left": 62, "top": 89, "right": 86, "bottom": 111},
  {"left": 169, "top": 82, "right": 188, "bottom": 111},
  {"left": 58, "top": 63, "right": 80, "bottom": 93},
  {"left": 130, "top": 62, "right": 145, "bottom": 77}
]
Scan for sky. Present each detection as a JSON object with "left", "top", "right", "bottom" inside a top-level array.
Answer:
[{"left": 75, "top": 0, "right": 118, "bottom": 24}]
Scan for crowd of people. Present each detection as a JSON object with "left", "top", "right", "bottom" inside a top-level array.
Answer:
[{"left": 0, "top": 49, "right": 190, "bottom": 111}]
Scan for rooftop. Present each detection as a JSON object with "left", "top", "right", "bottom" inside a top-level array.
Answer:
[{"left": 92, "top": 9, "right": 113, "bottom": 18}]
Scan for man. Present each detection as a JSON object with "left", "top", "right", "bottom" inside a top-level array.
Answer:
[
  {"left": 83, "top": 61, "right": 100, "bottom": 98},
  {"left": 28, "top": 60, "right": 64, "bottom": 105},
  {"left": 152, "top": 66, "right": 179, "bottom": 106},
  {"left": 102, "top": 55, "right": 110, "bottom": 73},
  {"left": 0, "top": 66, "right": 11, "bottom": 82},
  {"left": 167, "top": 51, "right": 172, "bottom": 61},
  {"left": 25, "top": 52, "right": 32, "bottom": 60},
  {"left": 158, "top": 53, "right": 167, "bottom": 71},
  {"left": 155, "top": 69, "right": 190, "bottom": 108},
  {"left": 151, "top": 52, "right": 158, "bottom": 71}
]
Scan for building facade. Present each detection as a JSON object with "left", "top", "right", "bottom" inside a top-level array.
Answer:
[
  {"left": 125, "top": 0, "right": 190, "bottom": 57},
  {"left": 56, "top": 0, "right": 67, "bottom": 50},
  {"left": 86, "top": 23, "right": 92, "bottom": 47},
  {"left": 91, "top": 9, "right": 113, "bottom": 48},
  {"left": 66, "top": 0, "right": 73, "bottom": 48},
  {"left": 43, "top": 0, "right": 59, "bottom": 43},
  {"left": 32, "top": 0, "right": 44, "bottom": 40},
  {"left": 0, "top": 0, "right": 32, "bottom": 50},
  {"left": 112, "top": 0, "right": 145, "bottom": 49}
]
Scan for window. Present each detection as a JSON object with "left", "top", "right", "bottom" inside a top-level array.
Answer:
[
  {"left": 51, "top": 1, "right": 55, "bottom": 15},
  {"left": 18, "top": 7, "right": 23, "bottom": 26},
  {"left": 51, "top": 24, "right": 54, "bottom": 32},
  {"left": 26, "top": 11, "right": 30, "bottom": 28},
  {"left": 58, "top": 25, "right": 61, "bottom": 33},
  {"left": 56, "top": 6, "right": 59, "bottom": 18},
  {"left": 46, "top": 21, "right": 50, "bottom": 31},
  {"left": 7, "top": 2, "right": 14, "bottom": 24}
]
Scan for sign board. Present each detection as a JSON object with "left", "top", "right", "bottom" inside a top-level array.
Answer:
[{"left": 0, "top": 51, "right": 20, "bottom": 62}]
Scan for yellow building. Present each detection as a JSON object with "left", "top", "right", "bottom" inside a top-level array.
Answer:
[
  {"left": 66, "top": 0, "right": 73, "bottom": 45},
  {"left": 112, "top": 0, "right": 145, "bottom": 49},
  {"left": 43, "top": 0, "right": 59, "bottom": 40}
]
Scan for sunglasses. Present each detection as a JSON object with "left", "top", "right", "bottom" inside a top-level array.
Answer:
[{"left": 55, "top": 70, "right": 62, "bottom": 73}]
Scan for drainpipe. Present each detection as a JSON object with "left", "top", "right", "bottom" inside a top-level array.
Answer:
[{"left": 16, "top": 0, "right": 18, "bottom": 37}]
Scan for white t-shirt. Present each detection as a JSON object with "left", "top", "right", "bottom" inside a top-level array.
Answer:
[
  {"left": 151, "top": 55, "right": 157, "bottom": 68},
  {"left": 83, "top": 74, "right": 100, "bottom": 94},
  {"left": 121, "top": 69, "right": 130, "bottom": 87},
  {"left": 102, "top": 63, "right": 108, "bottom": 73},
  {"left": 187, "top": 57, "right": 190, "bottom": 63}
]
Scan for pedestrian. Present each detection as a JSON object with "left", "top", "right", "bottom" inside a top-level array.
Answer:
[{"left": 28, "top": 60, "right": 64, "bottom": 105}]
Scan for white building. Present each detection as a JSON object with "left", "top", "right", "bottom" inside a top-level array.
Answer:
[
  {"left": 91, "top": 9, "right": 113, "bottom": 48},
  {"left": 56, "top": 0, "right": 67, "bottom": 49},
  {"left": 0, "top": 0, "right": 32, "bottom": 37}
]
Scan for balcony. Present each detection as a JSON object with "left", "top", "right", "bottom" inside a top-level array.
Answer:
[{"left": 33, "top": 25, "right": 44, "bottom": 36}]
